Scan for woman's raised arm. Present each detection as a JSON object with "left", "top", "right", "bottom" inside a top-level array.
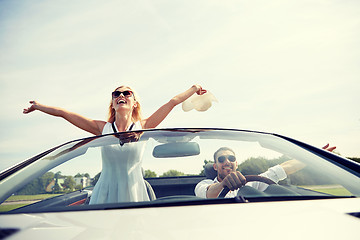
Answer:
[
  {"left": 23, "top": 101, "right": 106, "bottom": 135},
  {"left": 142, "top": 85, "right": 206, "bottom": 129}
]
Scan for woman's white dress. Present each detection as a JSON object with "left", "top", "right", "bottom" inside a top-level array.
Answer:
[{"left": 89, "top": 122, "right": 149, "bottom": 204}]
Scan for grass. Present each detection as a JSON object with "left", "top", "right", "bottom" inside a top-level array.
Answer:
[
  {"left": 0, "top": 204, "right": 28, "bottom": 212},
  {"left": 301, "top": 185, "right": 353, "bottom": 196},
  {"left": 311, "top": 187, "right": 352, "bottom": 196},
  {"left": 0, "top": 194, "right": 62, "bottom": 212},
  {"left": 5, "top": 194, "right": 61, "bottom": 202}
]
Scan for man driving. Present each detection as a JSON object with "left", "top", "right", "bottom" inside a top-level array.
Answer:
[{"left": 195, "top": 146, "right": 323, "bottom": 198}]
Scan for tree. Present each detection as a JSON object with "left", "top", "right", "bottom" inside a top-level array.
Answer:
[
  {"left": 16, "top": 178, "right": 41, "bottom": 195},
  {"left": 238, "top": 157, "right": 270, "bottom": 175},
  {"left": 144, "top": 170, "right": 157, "bottom": 178},
  {"left": 348, "top": 157, "right": 360, "bottom": 164},
  {"left": 74, "top": 173, "right": 90, "bottom": 178},
  {"left": 199, "top": 159, "right": 213, "bottom": 176},
  {"left": 63, "top": 176, "right": 76, "bottom": 191},
  {"left": 92, "top": 172, "right": 101, "bottom": 186},
  {"left": 16, "top": 171, "right": 56, "bottom": 195},
  {"left": 54, "top": 171, "right": 63, "bottom": 179},
  {"left": 39, "top": 172, "right": 55, "bottom": 193},
  {"left": 74, "top": 173, "right": 83, "bottom": 178},
  {"left": 160, "top": 170, "right": 185, "bottom": 177},
  {"left": 53, "top": 183, "right": 62, "bottom": 193},
  {"left": 40, "top": 172, "right": 55, "bottom": 188}
]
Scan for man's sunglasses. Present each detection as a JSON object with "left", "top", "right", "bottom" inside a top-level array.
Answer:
[
  {"left": 217, "top": 155, "right": 236, "bottom": 163},
  {"left": 112, "top": 90, "right": 133, "bottom": 99}
]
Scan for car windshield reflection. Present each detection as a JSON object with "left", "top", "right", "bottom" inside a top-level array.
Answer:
[{"left": 1, "top": 128, "right": 359, "bottom": 213}]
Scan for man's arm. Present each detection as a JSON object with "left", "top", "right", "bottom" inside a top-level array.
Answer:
[
  {"left": 280, "top": 144, "right": 336, "bottom": 175},
  {"left": 199, "top": 172, "right": 246, "bottom": 198},
  {"left": 206, "top": 182, "right": 226, "bottom": 198},
  {"left": 280, "top": 159, "right": 306, "bottom": 175},
  {"left": 194, "top": 179, "right": 214, "bottom": 198}
]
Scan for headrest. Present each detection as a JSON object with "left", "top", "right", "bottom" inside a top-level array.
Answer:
[{"left": 204, "top": 163, "right": 217, "bottom": 179}]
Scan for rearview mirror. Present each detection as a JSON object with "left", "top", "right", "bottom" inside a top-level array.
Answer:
[{"left": 152, "top": 142, "right": 200, "bottom": 158}]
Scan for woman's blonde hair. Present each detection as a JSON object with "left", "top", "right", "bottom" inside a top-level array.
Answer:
[{"left": 107, "top": 85, "right": 143, "bottom": 123}]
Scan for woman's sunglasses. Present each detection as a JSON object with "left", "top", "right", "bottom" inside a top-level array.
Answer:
[
  {"left": 217, "top": 155, "right": 236, "bottom": 163},
  {"left": 112, "top": 90, "right": 133, "bottom": 99}
]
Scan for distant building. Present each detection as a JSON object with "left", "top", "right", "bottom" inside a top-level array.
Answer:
[{"left": 74, "top": 176, "right": 91, "bottom": 188}]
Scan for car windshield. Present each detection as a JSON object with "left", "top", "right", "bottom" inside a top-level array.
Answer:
[{"left": 1, "top": 128, "right": 360, "bottom": 213}]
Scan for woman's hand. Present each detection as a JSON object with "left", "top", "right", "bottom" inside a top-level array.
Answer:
[
  {"left": 23, "top": 101, "right": 38, "bottom": 114},
  {"left": 192, "top": 85, "right": 207, "bottom": 95}
]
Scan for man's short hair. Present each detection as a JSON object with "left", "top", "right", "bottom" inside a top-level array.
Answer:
[{"left": 214, "top": 147, "right": 235, "bottom": 163}]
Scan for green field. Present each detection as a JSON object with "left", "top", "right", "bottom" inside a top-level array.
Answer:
[
  {"left": 5, "top": 194, "right": 61, "bottom": 202},
  {"left": 301, "top": 185, "right": 352, "bottom": 196},
  {"left": 311, "top": 187, "right": 352, "bottom": 196},
  {"left": 0, "top": 194, "right": 62, "bottom": 212},
  {"left": 0, "top": 204, "right": 28, "bottom": 212}
]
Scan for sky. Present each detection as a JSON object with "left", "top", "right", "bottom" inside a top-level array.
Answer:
[{"left": 0, "top": 0, "right": 359, "bottom": 171}]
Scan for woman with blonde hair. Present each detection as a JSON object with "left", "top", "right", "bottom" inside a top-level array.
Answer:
[{"left": 23, "top": 84, "right": 207, "bottom": 204}]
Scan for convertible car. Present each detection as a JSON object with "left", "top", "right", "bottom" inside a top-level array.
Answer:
[{"left": 0, "top": 128, "right": 360, "bottom": 239}]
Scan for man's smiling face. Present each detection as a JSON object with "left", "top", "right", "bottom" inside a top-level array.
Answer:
[{"left": 213, "top": 149, "right": 238, "bottom": 182}]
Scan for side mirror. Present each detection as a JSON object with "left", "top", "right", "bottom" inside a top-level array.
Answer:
[{"left": 152, "top": 142, "right": 200, "bottom": 158}]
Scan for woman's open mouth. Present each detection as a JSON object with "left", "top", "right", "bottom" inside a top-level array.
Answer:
[{"left": 117, "top": 99, "right": 127, "bottom": 104}]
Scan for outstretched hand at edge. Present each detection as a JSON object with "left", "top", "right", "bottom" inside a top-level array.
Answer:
[
  {"left": 23, "top": 101, "right": 38, "bottom": 114},
  {"left": 322, "top": 143, "right": 336, "bottom": 152},
  {"left": 193, "top": 84, "right": 207, "bottom": 95}
]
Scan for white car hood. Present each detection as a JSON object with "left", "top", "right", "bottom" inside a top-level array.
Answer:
[{"left": 1, "top": 198, "right": 360, "bottom": 240}]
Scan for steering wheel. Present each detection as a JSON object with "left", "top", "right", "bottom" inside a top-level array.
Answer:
[{"left": 218, "top": 175, "right": 276, "bottom": 198}]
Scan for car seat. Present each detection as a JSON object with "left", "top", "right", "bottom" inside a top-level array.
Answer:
[
  {"left": 144, "top": 180, "right": 156, "bottom": 200},
  {"left": 142, "top": 168, "right": 156, "bottom": 200},
  {"left": 204, "top": 163, "right": 217, "bottom": 179}
]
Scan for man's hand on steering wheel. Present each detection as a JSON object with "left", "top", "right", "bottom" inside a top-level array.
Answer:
[
  {"left": 218, "top": 174, "right": 277, "bottom": 198},
  {"left": 221, "top": 171, "right": 246, "bottom": 191}
]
